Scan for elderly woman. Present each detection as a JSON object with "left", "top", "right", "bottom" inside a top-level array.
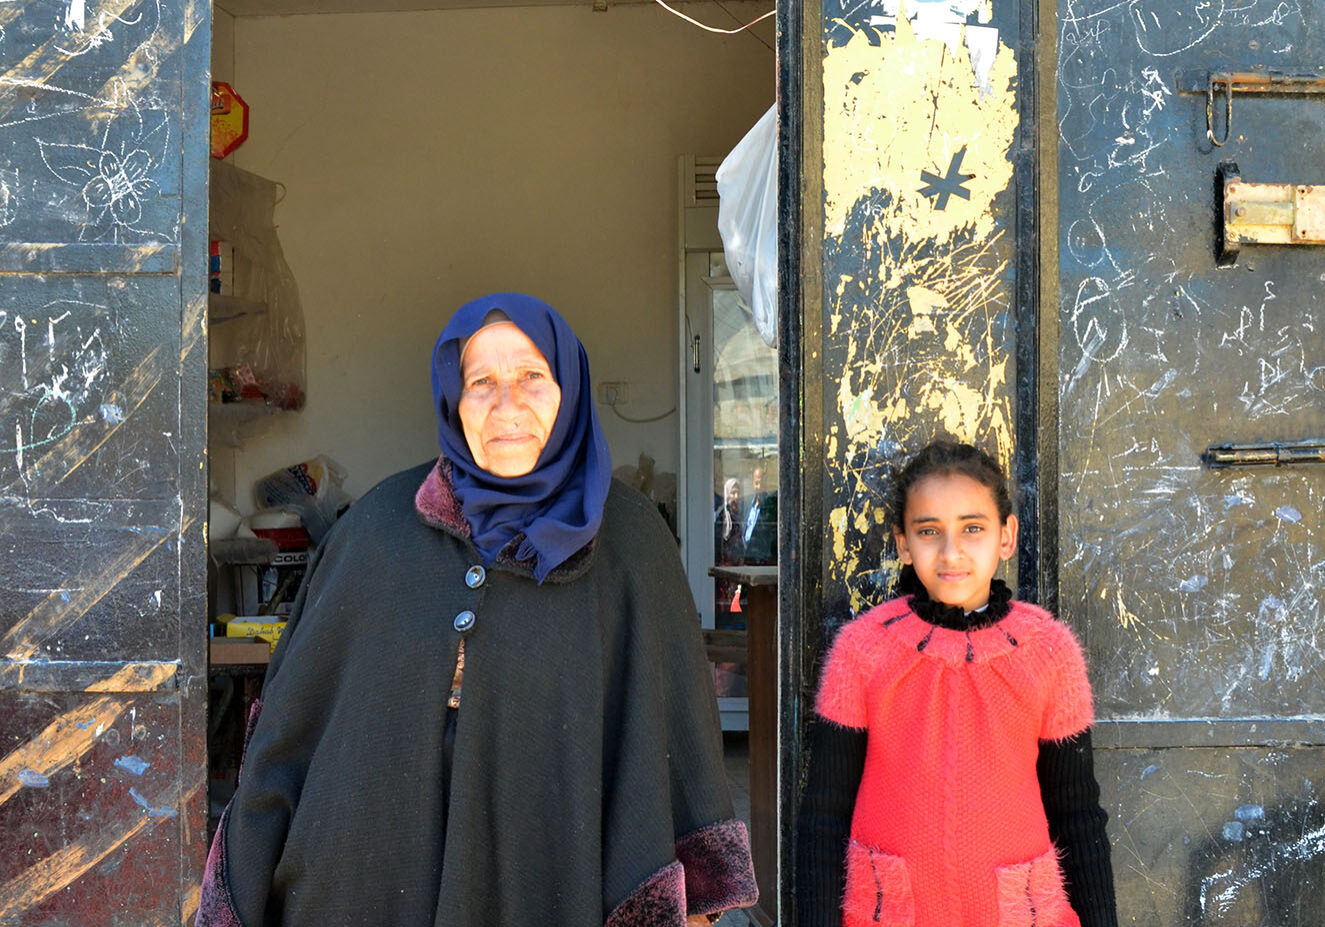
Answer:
[{"left": 198, "top": 293, "right": 757, "bottom": 926}]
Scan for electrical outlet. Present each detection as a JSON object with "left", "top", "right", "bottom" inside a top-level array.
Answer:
[{"left": 597, "top": 381, "right": 629, "bottom": 405}]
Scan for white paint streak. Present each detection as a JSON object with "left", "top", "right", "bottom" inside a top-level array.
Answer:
[
  {"left": 866, "top": 0, "right": 1000, "bottom": 89},
  {"left": 1200, "top": 820, "right": 1325, "bottom": 916},
  {"left": 64, "top": 0, "right": 85, "bottom": 30}
]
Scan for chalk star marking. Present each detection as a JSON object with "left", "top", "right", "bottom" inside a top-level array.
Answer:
[{"left": 919, "top": 147, "right": 975, "bottom": 210}]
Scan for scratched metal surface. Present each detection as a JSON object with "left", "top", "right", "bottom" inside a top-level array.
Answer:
[
  {"left": 0, "top": 687, "right": 190, "bottom": 925},
  {"left": 1057, "top": 3, "right": 1325, "bottom": 924},
  {"left": 817, "top": 0, "right": 1030, "bottom": 627},
  {"left": 0, "top": 0, "right": 210, "bottom": 923},
  {"left": 1056, "top": 1, "right": 1325, "bottom": 719},
  {"left": 1096, "top": 746, "right": 1324, "bottom": 926}
]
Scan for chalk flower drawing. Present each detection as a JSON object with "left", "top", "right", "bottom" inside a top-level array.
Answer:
[
  {"left": 36, "top": 88, "right": 170, "bottom": 242},
  {"left": 82, "top": 148, "right": 154, "bottom": 222}
]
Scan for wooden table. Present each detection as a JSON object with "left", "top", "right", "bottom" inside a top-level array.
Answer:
[{"left": 709, "top": 565, "right": 777, "bottom": 926}]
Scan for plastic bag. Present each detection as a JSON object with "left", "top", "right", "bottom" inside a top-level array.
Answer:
[
  {"left": 253, "top": 456, "right": 352, "bottom": 545},
  {"left": 209, "top": 160, "right": 306, "bottom": 413},
  {"left": 716, "top": 104, "right": 778, "bottom": 348}
]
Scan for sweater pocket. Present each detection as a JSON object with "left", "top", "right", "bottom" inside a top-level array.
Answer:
[
  {"left": 842, "top": 840, "right": 915, "bottom": 927},
  {"left": 993, "top": 847, "right": 1079, "bottom": 927}
]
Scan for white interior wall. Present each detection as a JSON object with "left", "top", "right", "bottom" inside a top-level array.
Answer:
[
  {"left": 216, "top": 4, "right": 773, "bottom": 511},
  {"left": 212, "top": 9, "right": 235, "bottom": 83}
]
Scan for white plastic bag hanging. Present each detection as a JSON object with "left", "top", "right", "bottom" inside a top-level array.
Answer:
[{"left": 716, "top": 104, "right": 778, "bottom": 348}]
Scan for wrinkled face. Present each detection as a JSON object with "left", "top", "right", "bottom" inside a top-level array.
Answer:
[
  {"left": 893, "top": 471, "right": 1018, "bottom": 613},
  {"left": 457, "top": 322, "right": 561, "bottom": 478}
]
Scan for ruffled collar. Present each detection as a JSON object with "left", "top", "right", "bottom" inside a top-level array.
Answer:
[{"left": 907, "top": 579, "right": 1013, "bottom": 630}]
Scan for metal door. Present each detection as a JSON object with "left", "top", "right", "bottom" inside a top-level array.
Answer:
[
  {"left": 781, "top": 0, "right": 1324, "bottom": 922},
  {"left": 0, "top": 0, "right": 210, "bottom": 922},
  {"left": 1056, "top": 4, "right": 1325, "bottom": 924}
]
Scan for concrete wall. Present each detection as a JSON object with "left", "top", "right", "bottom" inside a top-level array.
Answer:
[{"left": 212, "top": 4, "right": 773, "bottom": 509}]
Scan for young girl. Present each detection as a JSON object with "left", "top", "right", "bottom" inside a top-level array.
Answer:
[{"left": 796, "top": 440, "right": 1117, "bottom": 927}]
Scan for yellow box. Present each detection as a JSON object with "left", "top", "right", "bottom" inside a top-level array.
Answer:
[{"left": 225, "top": 618, "right": 287, "bottom": 652}]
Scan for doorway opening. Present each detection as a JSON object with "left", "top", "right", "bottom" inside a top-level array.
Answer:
[{"left": 202, "top": 1, "right": 777, "bottom": 923}]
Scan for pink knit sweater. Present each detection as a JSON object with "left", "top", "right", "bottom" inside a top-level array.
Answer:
[{"left": 815, "top": 596, "right": 1094, "bottom": 927}]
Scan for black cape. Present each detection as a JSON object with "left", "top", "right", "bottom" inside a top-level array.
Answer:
[{"left": 198, "top": 460, "right": 756, "bottom": 926}]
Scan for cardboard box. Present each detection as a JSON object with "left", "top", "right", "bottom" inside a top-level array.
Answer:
[
  {"left": 210, "top": 637, "right": 271, "bottom": 665},
  {"left": 225, "top": 618, "right": 287, "bottom": 652}
]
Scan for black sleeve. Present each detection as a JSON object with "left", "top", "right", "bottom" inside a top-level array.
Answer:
[
  {"left": 795, "top": 719, "right": 867, "bottom": 927},
  {"left": 1038, "top": 729, "right": 1118, "bottom": 927}
]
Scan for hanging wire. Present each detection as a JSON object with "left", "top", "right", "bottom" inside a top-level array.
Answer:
[
  {"left": 651, "top": 0, "right": 776, "bottom": 35},
  {"left": 715, "top": 0, "right": 774, "bottom": 50},
  {"left": 610, "top": 402, "right": 677, "bottom": 424}
]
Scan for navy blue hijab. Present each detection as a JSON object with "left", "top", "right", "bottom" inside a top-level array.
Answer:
[{"left": 431, "top": 293, "right": 612, "bottom": 582}]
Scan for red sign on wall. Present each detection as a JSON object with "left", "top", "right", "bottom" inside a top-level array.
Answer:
[{"left": 211, "top": 82, "right": 249, "bottom": 159}]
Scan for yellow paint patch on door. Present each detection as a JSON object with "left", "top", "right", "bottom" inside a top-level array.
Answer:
[
  {"left": 830, "top": 506, "right": 850, "bottom": 561},
  {"left": 820, "top": 7, "right": 1021, "bottom": 615},
  {"left": 906, "top": 285, "right": 947, "bottom": 335},
  {"left": 86, "top": 662, "right": 177, "bottom": 693},
  {"left": 0, "top": 696, "right": 130, "bottom": 806},
  {"left": 822, "top": 15, "right": 1018, "bottom": 245},
  {"left": 3, "top": 513, "right": 191, "bottom": 661}
]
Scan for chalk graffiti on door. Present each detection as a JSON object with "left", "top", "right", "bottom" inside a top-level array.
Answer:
[{"left": 0, "top": 300, "right": 111, "bottom": 470}]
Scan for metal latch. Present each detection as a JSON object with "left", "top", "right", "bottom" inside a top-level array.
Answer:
[
  {"left": 1217, "top": 162, "right": 1325, "bottom": 265},
  {"left": 1175, "top": 69, "right": 1325, "bottom": 146},
  {"left": 1203, "top": 440, "right": 1325, "bottom": 469}
]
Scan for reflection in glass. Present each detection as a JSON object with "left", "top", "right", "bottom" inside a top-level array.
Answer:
[{"left": 709, "top": 287, "right": 777, "bottom": 698}]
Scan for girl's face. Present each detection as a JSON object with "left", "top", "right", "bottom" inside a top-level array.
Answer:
[{"left": 893, "top": 471, "right": 1018, "bottom": 612}]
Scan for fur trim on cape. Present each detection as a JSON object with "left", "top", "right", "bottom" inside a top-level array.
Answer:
[
  {"left": 1038, "top": 618, "right": 1094, "bottom": 742},
  {"left": 414, "top": 456, "right": 595, "bottom": 583},
  {"left": 238, "top": 698, "right": 262, "bottom": 780},
  {"left": 676, "top": 819, "right": 759, "bottom": 914},
  {"left": 606, "top": 860, "right": 687, "bottom": 927},
  {"left": 606, "top": 819, "right": 758, "bottom": 925},
  {"left": 195, "top": 810, "right": 242, "bottom": 927}
]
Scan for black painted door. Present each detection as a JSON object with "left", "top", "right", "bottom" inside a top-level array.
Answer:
[
  {"left": 0, "top": 0, "right": 209, "bottom": 922},
  {"left": 1057, "top": 3, "right": 1325, "bottom": 923}
]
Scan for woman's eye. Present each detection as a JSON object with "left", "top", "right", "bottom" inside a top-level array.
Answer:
[{"left": 917, "top": 528, "right": 936, "bottom": 537}]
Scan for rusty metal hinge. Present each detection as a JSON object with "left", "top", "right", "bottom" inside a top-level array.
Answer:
[
  {"left": 1175, "top": 68, "right": 1325, "bottom": 146},
  {"left": 1216, "top": 162, "right": 1325, "bottom": 265},
  {"left": 1202, "top": 440, "right": 1325, "bottom": 469}
]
